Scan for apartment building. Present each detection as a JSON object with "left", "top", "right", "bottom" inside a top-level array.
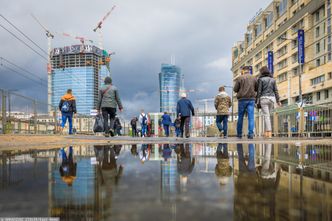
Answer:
[{"left": 231, "top": 0, "right": 332, "bottom": 113}]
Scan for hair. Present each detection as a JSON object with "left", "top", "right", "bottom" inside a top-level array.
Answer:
[
  {"left": 164, "top": 112, "right": 167, "bottom": 114},
  {"left": 181, "top": 92, "right": 187, "bottom": 98},
  {"left": 260, "top": 66, "right": 271, "bottom": 77},
  {"left": 219, "top": 86, "right": 225, "bottom": 92},
  {"left": 67, "top": 89, "right": 72, "bottom": 94},
  {"left": 242, "top": 66, "right": 251, "bottom": 71},
  {"left": 104, "top": 76, "right": 112, "bottom": 84}
]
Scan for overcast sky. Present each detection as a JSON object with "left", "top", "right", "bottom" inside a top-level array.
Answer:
[{"left": 0, "top": 0, "right": 270, "bottom": 118}]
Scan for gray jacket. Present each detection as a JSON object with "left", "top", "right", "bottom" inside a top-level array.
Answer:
[
  {"left": 97, "top": 84, "right": 123, "bottom": 110},
  {"left": 257, "top": 75, "right": 280, "bottom": 103}
]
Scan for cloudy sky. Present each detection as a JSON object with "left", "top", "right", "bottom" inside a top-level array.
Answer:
[{"left": 0, "top": 0, "right": 270, "bottom": 118}]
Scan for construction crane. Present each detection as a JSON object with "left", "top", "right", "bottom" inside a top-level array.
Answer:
[
  {"left": 31, "top": 13, "right": 54, "bottom": 114},
  {"left": 60, "top": 32, "right": 94, "bottom": 53},
  {"left": 93, "top": 5, "right": 116, "bottom": 50}
]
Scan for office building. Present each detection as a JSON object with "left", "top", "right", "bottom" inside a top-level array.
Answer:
[
  {"left": 159, "top": 64, "right": 184, "bottom": 114},
  {"left": 231, "top": 0, "right": 332, "bottom": 113},
  {"left": 50, "top": 45, "right": 110, "bottom": 115}
]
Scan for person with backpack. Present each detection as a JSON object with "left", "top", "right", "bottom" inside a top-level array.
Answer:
[
  {"left": 161, "top": 112, "right": 172, "bottom": 137},
  {"left": 97, "top": 77, "right": 123, "bottom": 137},
  {"left": 256, "top": 66, "right": 281, "bottom": 138},
  {"left": 176, "top": 93, "right": 195, "bottom": 138},
  {"left": 139, "top": 110, "right": 148, "bottom": 137},
  {"left": 130, "top": 117, "right": 138, "bottom": 137},
  {"left": 59, "top": 89, "right": 77, "bottom": 135},
  {"left": 214, "top": 86, "right": 232, "bottom": 138}
]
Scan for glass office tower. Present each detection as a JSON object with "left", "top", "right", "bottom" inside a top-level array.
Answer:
[
  {"left": 50, "top": 45, "right": 111, "bottom": 115},
  {"left": 159, "top": 64, "right": 184, "bottom": 114}
]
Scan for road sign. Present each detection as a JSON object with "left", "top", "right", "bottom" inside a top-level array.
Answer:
[
  {"left": 298, "top": 29, "right": 305, "bottom": 64},
  {"left": 267, "top": 51, "right": 274, "bottom": 75}
]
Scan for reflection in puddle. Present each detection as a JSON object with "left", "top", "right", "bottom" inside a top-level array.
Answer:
[{"left": 1, "top": 143, "right": 332, "bottom": 220}]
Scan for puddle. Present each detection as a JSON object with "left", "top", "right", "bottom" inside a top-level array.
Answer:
[{"left": 0, "top": 143, "right": 332, "bottom": 221}]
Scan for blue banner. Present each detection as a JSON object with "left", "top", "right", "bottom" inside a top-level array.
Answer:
[
  {"left": 298, "top": 29, "right": 305, "bottom": 64},
  {"left": 249, "top": 66, "right": 253, "bottom": 75},
  {"left": 267, "top": 51, "right": 274, "bottom": 75}
]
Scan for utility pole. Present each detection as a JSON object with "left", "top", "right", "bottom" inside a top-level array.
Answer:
[{"left": 1, "top": 90, "right": 7, "bottom": 134}]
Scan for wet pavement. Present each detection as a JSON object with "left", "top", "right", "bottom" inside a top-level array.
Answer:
[{"left": 0, "top": 142, "right": 332, "bottom": 221}]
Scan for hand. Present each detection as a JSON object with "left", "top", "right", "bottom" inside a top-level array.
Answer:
[
  {"left": 278, "top": 102, "right": 282, "bottom": 107},
  {"left": 119, "top": 108, "right": 124, "bottom": 112}
]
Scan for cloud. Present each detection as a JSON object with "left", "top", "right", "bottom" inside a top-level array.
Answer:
[{"left": 206, "top": 56, "right": 232, "bottom": 71}]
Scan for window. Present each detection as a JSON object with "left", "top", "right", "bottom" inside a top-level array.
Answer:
[
  {"left": 277, "top": 45, "right": 288, "bottom": 57},
  {"left": 278, "top": 32, "right": 287, "bottom": 44},
  {"left": 278, "top": 0, "right": 288, "bottom": 16},
  {"left": 316, "top": 42, "right": 321, "bottom": 53},
  {"left": 255, "top": 24, "right": 262, "bottom": 37},
  {"left": 265, "top": 13, "right": 273, "bottom": 28},
  {"left": 311, "top": 75, "right": 325, "bottom": 85},
  {"left": 316, "top": 58, "right": 321, "bottom": 66},
  {"left": 316, "top": 11, "right": 320, "bottom": 22},
  {"left": 277, "top": 59, "right": 288, "bottom": 70},
  {"left": 255, "top": 51, "right": 262, "bottom": 61},
  {"left": 316, "top": 26, "right": 321, "bottom": 37},
  {"left": 317, "top": 91, "right": 321, "bottom": 101},
  {"left": 292, "top": 39, "right": 298, "bottom": 49},
  {"left": 292, "top": 67, "right": 299, "bottom": 76},
  {"left": 292, "top": 53, "right": 298, "bottom": 63},
  {"left": 325, "top": 90, "right": 329, "bottom": 99},
  {"left": 328, "top": 72, "right": 332, "bottom": 80},
  {"left": 278, "top": 72, "right": 288, "bottom": 83},
  {"left": 291, "top": 0, "right": 299, "bottom": 6},
  {"left": 246, "top": 33, "right": 253, "bottom": 45}
]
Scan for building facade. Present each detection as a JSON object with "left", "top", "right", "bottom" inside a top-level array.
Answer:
[
  {"left": 232, "top": 0, "right": 332, "bottom": 113},
  {"left": 50, "top": 45, "right": 110, "bottom": 115},
  {"left": 159, "top": 64, "right": 184, "bottom": 114}
]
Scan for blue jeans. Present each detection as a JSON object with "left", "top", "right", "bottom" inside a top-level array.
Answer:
[
  {"left": 141, "top": 124, "right": 147, "bottom": 136},
  {"left": 237, "top": 143, "right": 255, "bottom": 172},
  {"left": 163, "top": 125, "right": 170, "bottom": 137},
  {"left": 216, "top": 115, "right": 228, "bottom": 136},
  {"left": 61, "top": 112, "right": 73, "bottom": 134},
  {"left": 237, "top": 99, "right": 255, "bottom": 137},
  {"left": 61, "top": 146, "right": 73, "bottom": 161},
  {"left": 175, "top": 127, "right": 181, "bottom": 137}
]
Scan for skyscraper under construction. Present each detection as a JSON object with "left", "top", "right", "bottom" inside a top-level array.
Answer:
[{"left": 50, "top": 44, "right": 110, "bottom": 115}]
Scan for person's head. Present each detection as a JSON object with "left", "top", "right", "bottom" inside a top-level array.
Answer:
[
  {"left": 218, "top": 86, "right": 225, "bottom": 92},
  {"left": 259, "top": 66, "right": 272, "bottom": 77},
  {"left": 67, "top": 89, "right": 72, "bottom": 94},
  {"left": 181, "top": 92, "right": 187, "bottom": 98},
  {"left": 104, "top": 76, "right": 112, "bottom": 84},
  {"left": 164, "top": 112, "right": 167, "bottom": 115},
  {"left": 241, "top": 66, "right": 251, "bottom": 75},
  {"left": 141, "top": 109, "right": 145, "bottom": 113}
]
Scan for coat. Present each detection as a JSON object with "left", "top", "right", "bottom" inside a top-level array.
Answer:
[
  {"left": 161, "top": 114, "right": 172, "bottom": 125},
  {"left": 97, "top": 84, "right": 123, "bottom": 110},
  {"left": 214, "top": 91, "right": 232, "bottom": 115},
  {"left": 176, "top": 98, "right": 195, "bottom": 117},
  {"left": 234, "top": 73, "right": 258, "bottom": 100},
  {"left": 59, "top": 93, "right": 77, "bottom": 114}
]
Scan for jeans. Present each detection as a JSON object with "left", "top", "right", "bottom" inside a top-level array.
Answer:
[
  {"left": 61, "top": 112, "right": 73, "bottom": 134},
  {"left": 237, "top": 99, "right": 255, "bottom": 137},
  {"left": 237, "top": 143, "right": 255, "bottom": 172},
  {"left": 180, "top": 116, "right": 191, "bottom": 137},
  {"left": 141, "top": 124, "right": 147, "bottom": 136},
  {"left": 175, "top": 127, "right": 181, "bottom": 137},
  {"left": 216, "top": 115, "right": 228, "bottom": 136},
  {"left": 163, "top": 125, "right": 170, "bottom": 137},
  {"left": 101, "top": 107, "right": 116, "bottom": 134},
  {"left": 260, "top": 98, "right": 274, "bottom": 132},
  {"left": 61, "top": 146, "right": 73, "bottom": 161},
  {"left": 131, "top": 126, "right": 137, "bottom": 137}
]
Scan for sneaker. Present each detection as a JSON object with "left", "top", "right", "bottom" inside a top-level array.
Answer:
[
  {"left": 219, "top": 131, "right": 224, "bottom": 137},
  {"left": 247, "top": 135, "right": 254, "bottom": 139},
  {"left": 104, "top": 133, "right": 110, "bottom": 137},
  {"left": 109, "top": 129, "right": 115, "bottom": 137},
  {"left": 223, "top": 136, "right": 228, "bottom": 139}
]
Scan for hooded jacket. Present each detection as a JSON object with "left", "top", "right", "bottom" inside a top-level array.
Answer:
[
  {"left": 97, "top": 84, "right": 123, "bottom": 110},
  {"left": 214, "top": 91, "right": 231, "bottom": 115},
  {"left": 59, "top": 93, "right": 77, "bottom": 114}
]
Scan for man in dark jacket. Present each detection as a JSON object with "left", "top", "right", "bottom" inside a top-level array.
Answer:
[
  {"left": 59, "top": 89, "right": 77, "bottom": 135},
  {"left": 130, "top": 117, "right": 138, "bottom": 137},
  {"left": 234, "top": 66, "right": 258, "bottom": 139},
  {"left": 161, "top": 112, "right": 172, "bottom": 137},
  {"left": 97, "top": 77, "right": 123, "bottom": 137},
  {"left": 176, "top": 93, "right": 195, "bottom": 138}
]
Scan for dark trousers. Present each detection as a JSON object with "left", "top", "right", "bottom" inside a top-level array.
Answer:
[
  {"left": 216, "top": 115, "right": 228, "bottom": 136},
  {"left": 163, "top": 125, "right": 170, "bottom": 137},
  {"left": 131, "top": 126, "right": 137, "bottom": 137},
  {"left": 180, "top": 116, "right": 191, "bottom": 137},
  {"left": 101, "top": 107, "right": 116, "bottom": 134}
]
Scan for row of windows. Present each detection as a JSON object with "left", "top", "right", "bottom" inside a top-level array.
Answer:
[
  {"left": 316, "top": 90, "right": 330, "bottom": 101},
  {"left": 311, "top": 75, "right": 325, "bottom": 85}
]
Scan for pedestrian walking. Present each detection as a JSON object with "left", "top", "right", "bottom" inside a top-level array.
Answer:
[
  {"left": 161, "top": 112, "right": 172, "bottom": 137},
  {"left": 214, "top": 86, "right": 232, "bottom": 138},
  {"left": 59, "top": 89, "right": 77, "bottom": 135},
  {"left": 97, "top": 76, "right": 123, "bottom": 137},
  {"left": 234, "top": 66, "right": 258, "bottom": 139},
  {"left": 114, "top": 117, "right": 122, "bottom": 136},
  {"left": 59, "top": 146, "right": 77, "bottom": 186},
  {"left": 174, "top": 116, "right": 181, "bottom": 137},
  {"left": 176, "top": 93, "right": 195, "bottom": 138},
  {"left": 139, "top": 110, "right": 148, "bottom": 137},
  {"left": 130, "top": 117, "right": 138, "bottom": 137},
  {"left": 256, "top": 66, "right": 281, "bottom": 138}
]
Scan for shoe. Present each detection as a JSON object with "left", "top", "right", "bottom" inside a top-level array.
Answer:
[
  {"left": 224, "top": 136, "right": 228, "bottom": 139},
  {"left": 219, "top": 131, "right": 224, "bottom": 137},
  {"left": 237, "top": 135, "right": 242, "bottom": 139},
  {"left": 109, "top": 129, "right": 115, "bottom": 137},
  {"left": 104, "top": 133, "right": 110, "bottom": 137},
  {"left": 247, "top": 135, "right": 254, "bottom": 139}
]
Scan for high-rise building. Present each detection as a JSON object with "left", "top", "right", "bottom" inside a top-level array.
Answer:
[
  {"left": 159, "top": 64, "right": 184, "bottom": 114},
  {"left": 50, "top": 45, "right": 110, "bottom": 115},
  {"left": 231, "top": 0, "right": 331, "bottom": 113}
]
